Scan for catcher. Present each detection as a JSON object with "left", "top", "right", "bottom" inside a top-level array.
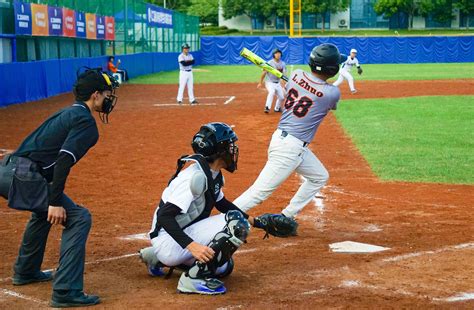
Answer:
[{"left": 139, "top": 122, "right": 297, "bottom": 295}]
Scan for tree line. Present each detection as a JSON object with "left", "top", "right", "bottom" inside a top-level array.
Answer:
[{"left": 146, "top": 0, "right": 474, "bottom": 30}]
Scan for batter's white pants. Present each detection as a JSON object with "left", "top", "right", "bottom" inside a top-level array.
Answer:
[
  {"left": 233, "top": 129, "right": 329, "bottom": 218},
  {"left": 151, "top": 214, "right": 226, "bottom": 267},
  {"left": 333, "top": 70, "right": 356, "bottom": 92},
  {"left": 177, "top": 70, "right": 195, "bottom": 102},
  {"left": 265, "top": 81, "right": 285, "bottom": 110}
]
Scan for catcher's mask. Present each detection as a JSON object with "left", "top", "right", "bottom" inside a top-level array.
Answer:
[
  {"left": 308, "top": 43, "right": 346, "bottom": 77},
  {"left": 191, "top": 122, "right": 239, "bottom": 173},
  {"left": 73, "top": 67, "right": 120, "bottom": 123}
]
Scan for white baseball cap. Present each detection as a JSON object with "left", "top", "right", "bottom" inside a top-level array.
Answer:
[{"left": 350, "top": 48, "right": 357, "bottom": 54}]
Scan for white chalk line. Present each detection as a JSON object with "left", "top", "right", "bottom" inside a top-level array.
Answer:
[
  {"left": 224, "top": 96, "right": 236, "bottom": 105},
  {"left": 0, "top": 288, "right": 48, "bottom": 305},
  {"left": 382, "top": 242, "right": 474, "bottom": 263},
  {"left": 153, "top": 103, "right": 216, "bottom": 107},
  {"left": 169, "top": 96, "right": 231, "bottom": 99}
]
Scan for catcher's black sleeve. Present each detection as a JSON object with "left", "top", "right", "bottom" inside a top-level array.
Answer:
[
  {"left": 215, "top": 197, "right": 249, "bottom": 219},
  {"left": 157, "top": 202, "right": 194, "bottom": 249},
  {"left": 49, "top": 152, "right": 75, "bottom": 207}
]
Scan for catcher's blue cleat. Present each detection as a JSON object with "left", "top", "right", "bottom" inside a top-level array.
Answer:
[{"left": 177, "top": 273, "right": 227, "bottom": 295}]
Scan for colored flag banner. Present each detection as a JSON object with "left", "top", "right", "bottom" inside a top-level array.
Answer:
[
  {"left": 48, "top": 6, "right": 63, "bottom": 36},
  {"left": 63, "top": 8, "right": 76, "bottom": 37},
  {"left": 147, "top": 4, "right": 173, "bottom": 28},
  {"left": 86, "top": 13, "right": 96, "bottom": 39},
  {"left": 76, "top": 11, "right": 86, "bottom": 38},
  {"left": 96, "top": 15, "right": 105, "bottom": 40},
  {"left": 31, "top": 3, "right": 48, "bottom": 36},
  {"left": 105, "top": 16, "right": 115, "bottom": 40},
  {"left": 13, "top": 1, "right": 32, "bottom": 35}
]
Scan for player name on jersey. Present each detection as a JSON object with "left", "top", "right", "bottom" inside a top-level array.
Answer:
[{"left": 292, "top": 73, "right": 324, "bottom": 98}]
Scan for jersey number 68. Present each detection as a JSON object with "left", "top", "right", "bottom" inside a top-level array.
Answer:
[{"left": 284, "top": 88, "right": 313, "bottom": 118}]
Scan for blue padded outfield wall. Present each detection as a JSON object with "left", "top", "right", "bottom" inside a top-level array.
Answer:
[
  {"left": 0, "top": 52, "right": 202, "bottom": 107},
  {"left": 201, "top": 36, "right": 474, "bottom": 65}
]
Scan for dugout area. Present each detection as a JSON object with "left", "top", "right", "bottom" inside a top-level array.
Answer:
[{"left": 0, "top": 79, "right": 473, "bottom": 308}]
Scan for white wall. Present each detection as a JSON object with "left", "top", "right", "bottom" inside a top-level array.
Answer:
[
  {"left": 0, "top": 38, "right": 12, "bottom": 63},
  {"left": 218, "top": 6, "right": 252, "bottom": 30},
  {"left": 412, "top": 16, "right": 425, "bottom": 29},
  {"left": 330, "top": 9, "right": 351, "bottom": 30}
]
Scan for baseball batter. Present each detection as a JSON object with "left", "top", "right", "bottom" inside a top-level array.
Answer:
[
  {"left": 233, "top": 43, "right": 344, "bottom": 224},
  {"left": 177, "top": 43, "right": 198, "bottom": 104},
  {"left": 333, "top": 48, "right": 363, "bottom": 93},
  {"left": 258, "top": 49, "right": 287, "bottom": 113}
]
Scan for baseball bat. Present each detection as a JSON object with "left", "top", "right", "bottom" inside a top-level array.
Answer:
[{"left": 240, "top": 48, "right": 289, "bottom": 82}]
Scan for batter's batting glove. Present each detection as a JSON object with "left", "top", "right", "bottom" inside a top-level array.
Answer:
[
  {"left": 357, "top": 67, "right": 363, "bottom": 75},
  {"left": 253, "top": 214, "right": 298, "bottom": 239}
]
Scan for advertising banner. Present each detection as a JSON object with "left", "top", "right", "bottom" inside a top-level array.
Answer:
[
  {"left": 13, "top": 1, "right": 32, "bottom": 35},
  {"left": 31, "top": 3, "right": 49, "bottom": 36},
  {"left": 86, "top": 13, "right": 96, "bottom": 39},
  {"left": 147, "top": 4, "right": 173, "bottom": 28},
  {"left": 62, "top": 8, "right": 76, "bottom": 37},
  {"left": 48, "top": 6, "right": 63, "bottom": 36},
  {"left": 96, "top": 15, "right": 105, "bottom": 40},
  {"left": 76, "top": 11, "right": 86, "bottom": 38},
  {"left": 105, "top": 16, "right": 115, "bottom": 40}
]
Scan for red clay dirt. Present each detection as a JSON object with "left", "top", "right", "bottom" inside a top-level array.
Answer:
[{"left": 0, "top": 79, "right": 473, "bottom": 309}]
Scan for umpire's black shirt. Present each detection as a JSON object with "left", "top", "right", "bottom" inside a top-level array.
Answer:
[{"left": 12, "top": 102, "right": 99, "bottom": 205}]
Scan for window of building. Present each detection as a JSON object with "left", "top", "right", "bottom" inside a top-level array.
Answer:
[
  {"left": 302, "top": 12, "right": 330, "bottom": 30},
  {"left": 350, "top": 0, "right": 389, "bottom": 29},
  {"left": 425, "top": 14, "right": 451, "bottom": 28},
  {"left": 460, "top": 12, "right": 474, "bottom": 28}
]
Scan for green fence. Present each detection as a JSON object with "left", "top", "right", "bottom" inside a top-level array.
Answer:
[{"left": 0, "top": 0, "right": 200, "bottom": 62}]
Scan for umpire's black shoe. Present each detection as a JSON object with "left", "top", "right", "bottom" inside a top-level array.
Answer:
[
  {"left": 51, "top": 290, "right": 101, "bottom": 308},
  {"left": 12, "top": 271, "right": 53, "bottom": 286}
]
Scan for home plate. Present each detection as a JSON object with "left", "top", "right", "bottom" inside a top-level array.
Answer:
[
  {"left": 118, "top": 233, "right": 149, "bottom": 241},
  {"left": 330, "top": 241, "right": 390, "bottom": 253}
]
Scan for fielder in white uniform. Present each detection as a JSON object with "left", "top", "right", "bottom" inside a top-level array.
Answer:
[
  {"left": 258, "top": 49, "right": 287, "bottom": 113},
  {"left": 177, "top": 43, "right": 198, "bottom": 104},
  {"left": 233, "top": 43, "right": 344, "bottom": 223},
  {"left": 333, "top": 48, "right": 363, "bottom": 94}
]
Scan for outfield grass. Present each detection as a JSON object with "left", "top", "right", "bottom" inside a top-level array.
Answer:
[
  {"left": 334, "top": 95, "right": 474, "bottom": 184},
  {"left": 130, "top": 63, "right": 474, "bottom": 84}
]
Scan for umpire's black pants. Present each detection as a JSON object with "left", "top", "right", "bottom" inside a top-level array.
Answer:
[{"left": 0, "top": 159, "right": 92, "bottom": 292}]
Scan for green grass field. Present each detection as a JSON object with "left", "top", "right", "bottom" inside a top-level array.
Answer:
[
  {"left": 334, "top": 96, "right": 474, "bottom": 184},
  {"left": 130, "top": 63, "right": 474, "bottom": 84}
]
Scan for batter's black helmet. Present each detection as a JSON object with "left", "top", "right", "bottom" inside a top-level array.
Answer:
[
  {"left": 308, "top": 43, "right": 345, "bottom": 77},
  {"left": 181, "top": 43, "right": 190, "bottom": 49},
  {"left": 192, "top": 122, "right": 239, "bottom": 172},
  {"left": 273, "top": 48, "right": 282, "bottom": 57}
]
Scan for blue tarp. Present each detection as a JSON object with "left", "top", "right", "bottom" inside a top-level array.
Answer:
[
  {"left": 200, "top": 36, "right": 474, "bottom": 65},
  {"left": 0, "top": 52, "right": 193, "bottom": 107}
]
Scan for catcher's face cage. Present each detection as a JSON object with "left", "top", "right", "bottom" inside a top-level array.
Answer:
[{"left": 221, "top": 141, "right": 239, "bottom": 173}]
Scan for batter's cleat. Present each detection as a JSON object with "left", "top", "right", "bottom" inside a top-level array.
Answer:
[
  {"left": 177, "top": 273, "right": 226, "bottom": 295},
  {"left": 264, "top": 107, "right": 270, "bottom": 113},
  {"left": 351, "top": 90, "right": 357, "bottom": 94},
  {"left": 178, "top": 101, "right": 183, "bottom": 104},
  {"left": 12, "top": 271, "right": 53, "bottom": 286},
  {"left": 50, "top": 291, "right": 100, "bottom": 308},
  {"left": 274, "top": 108, "right": 282, "bottom": 112},
  {"left": 191, "top": 100, "right": 199, "bottom": 105}
]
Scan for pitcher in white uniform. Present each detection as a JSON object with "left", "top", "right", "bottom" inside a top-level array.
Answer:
[
  {"left": 257, "top": 49, "right": 287, "bottom": 113},
  {"left": 177, "top": 43, "right": 198, "bottom": 104},
  {"left": 233, "top": 43, "right": 345, "bottom": 226},
  {"left": 333, "top": 48, "right": 363, "bottom": 94}
]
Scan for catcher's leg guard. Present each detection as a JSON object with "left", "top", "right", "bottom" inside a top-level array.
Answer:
[{"left": 177, "top": 211, "right": 250, "bottom": 294}]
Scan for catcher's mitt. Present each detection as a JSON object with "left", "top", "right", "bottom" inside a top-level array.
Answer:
[
  {"left": 357, "top": 67, "right": 363, "bottom": 75},
  {"left": 253, "top": 213, "right": 298, "bottom": 238}
]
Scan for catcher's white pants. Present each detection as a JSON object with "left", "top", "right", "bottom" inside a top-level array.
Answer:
[
  {"left": 177, "top": 70, "right": 195, "bottom": 102},
  {"left": 333, "top": 70, "right": 356, "bottom": 92},
  {"left": 265, "top": 81, "right": 285, "bottom": 110},
  {"left": 233, "top": 129, "right": 329, "bottom": 218},
  {"left": 151, "top": 214, "right": 226, "bottom": 267}
]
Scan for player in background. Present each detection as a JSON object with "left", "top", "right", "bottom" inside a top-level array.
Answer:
[
  {"left": 233, "top": 43, "right": 345, "bottom": 226},
  {"left": 257, "top": 49, "right": 287, "bottom": 113},
  {"left": 177, "top": 43, "right": 198, "bottom": 105},
  {"left": 333, "top": 48, "right": 363, "bottom": 94}
]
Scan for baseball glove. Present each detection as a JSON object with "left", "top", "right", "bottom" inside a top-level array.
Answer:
[
  {"left": 253, "top": 213, "right": 298, "bottom": 238},
  {"left": 357, "top": 67, "right": 363, "bottom": 75}
]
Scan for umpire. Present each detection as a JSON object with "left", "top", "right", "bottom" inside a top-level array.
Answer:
[{"left": 0, "top": 68, "right": 118, "bottom": 307}]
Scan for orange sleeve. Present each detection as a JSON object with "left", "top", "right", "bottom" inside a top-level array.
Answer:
[{"left": 108, "top": 62, "right": 117, "bottom": 73}]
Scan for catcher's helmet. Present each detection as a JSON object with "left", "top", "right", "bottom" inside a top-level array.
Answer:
[
  {"left": 273, "top": 48, "right": 282, "bottom": 58},
  {"left": 192, "top": 122, "right": 239, "bottom": 172},
  {"left": 181, "top": 43, "right": 190, "bottom": 49},
  {"left": 308, "top": 43, "right": 345, "bottom": 77}
]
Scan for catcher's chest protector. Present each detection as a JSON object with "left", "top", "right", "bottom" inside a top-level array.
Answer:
[{"left": 172, "top": 155, "right": 224, "bottom": 230}]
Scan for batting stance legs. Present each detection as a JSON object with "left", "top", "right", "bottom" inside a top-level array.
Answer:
[
  {"left": 177, "top": 70, "right": 195, "bottom": 103},
  {"left": 233, "top": 129, "right": 329, "bottom": 218},
  {"left": 265, "top": 81, "right": 285, "bottom": 111},
  {"left": 333, "top": 70, "right": 355, "bottom": 92}
]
